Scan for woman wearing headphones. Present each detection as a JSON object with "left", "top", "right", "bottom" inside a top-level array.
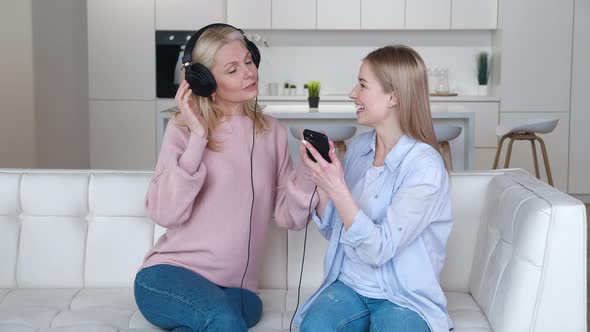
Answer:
[
  {"left": 134, "top": 24, "right": 317, "bottom": 332},
  {"left": 295, "top": 45, "right": 454, "bottom": 332}
]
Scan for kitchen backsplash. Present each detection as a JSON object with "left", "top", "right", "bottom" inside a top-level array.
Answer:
[{"left": 250, "top": 30, "right": 493, "bottom": 97}]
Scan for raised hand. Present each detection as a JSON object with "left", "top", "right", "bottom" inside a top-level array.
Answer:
[{"left": 175, "top": 80, "right": 208, "bottom": 138}]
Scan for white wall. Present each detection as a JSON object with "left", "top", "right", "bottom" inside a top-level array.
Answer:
[
  {"left": 250, "top": 30, "right": 493, "bottom": 96},
  {"left": 0, "top": 0, "right": 37, "bottom": 168},
  {"left": 32, "top": 0, "right": 89, "bottom": 169},
  {"left": 568, "top": 0, "right": 590, "bottom": 194}
]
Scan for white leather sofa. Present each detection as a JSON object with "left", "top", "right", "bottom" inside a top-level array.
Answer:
[{"left": 0, "top": 169, "right": 586, "bottom": 332}]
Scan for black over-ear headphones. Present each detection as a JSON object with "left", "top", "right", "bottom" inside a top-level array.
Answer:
[{"left": 182, "top": 23, "right": 261, "bottom": 97}]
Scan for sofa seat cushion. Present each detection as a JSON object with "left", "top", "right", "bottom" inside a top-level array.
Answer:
[
  {"left": 283, "top": 288, "right": 492, "bottom": 332},
  {"left": 0, "top": 289, "right": 79, "bottom": 310},
  {"left": 0, "top": 288, "right": 288, "bottom": 331},
  {"left": 70, "top": 288, "right": 137, "bottom": 311},
  {"left": 446, "top": 291, "right": 492, "bottom": 332},
  {"left": 0, "top": 308, "right": 60, "bottom": 329}
]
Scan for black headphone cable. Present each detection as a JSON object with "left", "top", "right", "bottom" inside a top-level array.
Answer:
[
  {"left": 240, "top": 97, "right": 257, "bottom": 323},
  {"left": 289, "top": 185, "right": 318, "bottom": 332}
]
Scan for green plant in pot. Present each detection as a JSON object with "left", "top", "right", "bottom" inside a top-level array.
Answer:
[
  {"left": 307, "top": 80, "right": 320, "bottom": 109},
  {"left": 476, "top": 52, "right": 490, "bottom": 96}
]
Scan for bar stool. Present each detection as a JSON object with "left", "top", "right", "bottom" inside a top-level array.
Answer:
[
  {"left": 492, "top": 118, "right": 559, "bottom": 186},
  {"left": 434, "top": 125, "right": 462, "bottom": 170},
  {"left": 290, "top": 126, "right": 357, "bottom": 160}
]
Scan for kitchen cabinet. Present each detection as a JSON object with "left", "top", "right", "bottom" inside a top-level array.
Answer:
[
  {"left": 361, "top": 0, "right": 404, "bottom": 29},
  {"left": 155, "top": 0, "right": 225, "bottom": 31},
  {"left": 568, "top": 0, "right": 590, "bottom": 195},
  {"left": 272, "top": 0, "right": 316, "bottom": 30},
  {"left": 451, "top": 0, "right": 497, "bottom": 29},
  {"left": 498, "top": 112, "right": 570, "bottom": 192},
  {"left": 318, "top": 0, "right": 360, "bottom": 29},
  {"left": 87, "top": 0, "right": 155, "bottom": 100},
  {"left": 431, "top": 101, "right": 499, "bottom": 148},
  {"left": 406, "top": 0, "right": 451, "bottom": 29},
  {"left": 431, "top": 101, "right": 499, "bottom": 172},
  {"left": 494, "top": 0, "right": 573, "bottom": 112},
  {"left": 227, "top": 0, "right": 271, "bottom": 29},
  {"left": 90, "top": 101, "right": 156, "bottom": 170}
]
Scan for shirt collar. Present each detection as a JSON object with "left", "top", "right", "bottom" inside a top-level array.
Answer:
[{"left": 360, "top": 131, "right": 417, "bottom": 173}]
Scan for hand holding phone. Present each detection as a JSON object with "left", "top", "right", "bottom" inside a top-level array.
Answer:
[{"left": 303, "top": 129, "right": 331, "bottom": 163}]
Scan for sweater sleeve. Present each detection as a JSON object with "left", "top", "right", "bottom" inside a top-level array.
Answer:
[
  {"left": 145, "top": 123, "right": 208, "bottom": 228},
  {"left": 272, "top": 122, "right": 319, "bottom": 230}
]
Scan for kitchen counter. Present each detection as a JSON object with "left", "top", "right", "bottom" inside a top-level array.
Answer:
[
  {"left": 258, "top": 94, "right": 500, "bottom": 103},
  {"left": 158, "top": 102, "right": 475, "bottom": 170},
  {"left": 259, "top": 104, "right": 475, "bottom": 170}
]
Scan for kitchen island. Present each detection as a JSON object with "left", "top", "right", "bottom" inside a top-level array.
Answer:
[{"left": 158, "top": 103, "right": 475, "bottom": 170}]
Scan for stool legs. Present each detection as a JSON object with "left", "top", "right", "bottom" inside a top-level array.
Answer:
[
  {"left": 536, "top": 135, "right": 554, "bottom": 186},
  {"left": 492, "top": 134, "right": 509, "bottom": 169},
  {"left": 334, "top": 141, "right": 347, "bottom": 160},
  {"left": 530, "top": 139, "right": 540, "bottom": 178},
  {"left": 504, "top": 137, "right": 516, "bottom": 168},
  {"left": 492, "top": 132, "right": 554, "bottom": 186}
]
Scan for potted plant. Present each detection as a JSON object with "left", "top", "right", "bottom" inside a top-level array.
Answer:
[
  {"left": 477, "top": 52, "right": 490, "bottom": 96},
  {"left": 307, "top": 80, "right": 320, "bottom": 109}
]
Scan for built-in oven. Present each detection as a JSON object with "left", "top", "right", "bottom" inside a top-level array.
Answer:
[{"left": 155, "top": 30, "right": 194, "bottom": 98}]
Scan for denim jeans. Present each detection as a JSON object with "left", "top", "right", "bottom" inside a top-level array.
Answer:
[
  {"left": 134, "top": 264, "right": 262, "bottom": 332},
  {"left": 300, "top": 280, "right": 430, "bottom": 332}
]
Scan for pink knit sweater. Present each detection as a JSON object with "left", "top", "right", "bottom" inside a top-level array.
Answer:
[{"left": 141, "top": 115, "right": 317, "bottom": 292}]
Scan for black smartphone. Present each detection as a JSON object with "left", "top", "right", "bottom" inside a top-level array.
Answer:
[{"left": 303, "top": 129, "right": 331, "bottom": 163}]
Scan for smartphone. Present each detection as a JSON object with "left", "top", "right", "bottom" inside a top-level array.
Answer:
[{"left": 303, "top": 129, "right": 331, "bottom": 163}]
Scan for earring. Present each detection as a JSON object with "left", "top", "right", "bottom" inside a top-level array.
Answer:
[{"left": 211, "top": 94, "right": 216, "bottom": 103}]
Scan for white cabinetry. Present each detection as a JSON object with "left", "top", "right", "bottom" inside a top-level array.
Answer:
[
  {"left": 495, "top": 0, "right": 573, "bottom": 112},
  {"left": 272, "top": 0, "right": 316, "bottom": 29},
  {"left": 90, "top": 101, "right": 156, "bottom": 170},
  {"left": 87, "top": 0, "right": 155, "bottom": 100},
  {"left": 406, "top": 0, "right": 451, "bottom": 29},
  {"left": 432, "top": 101, "right": 499, "bottom": 171},
  {"left": 88, "top": 0, "right": 157, "bottom": 170},
  {"left": 317, "top": 0, "right": 360, "bottom": 29},
  {"left": 361, "top": 0, "right": 404, "bottom": 29},
  {"left": 155, "top": 0, "right": 225, "bottom": 31},
  {"left": 452, "top": 0, "right": 497, "bottom": 29},
  {"left": 227, "top": 0, "right": 271, "bottom": 29},
  {"left": 568, "top": 0, "right": 590, "bottom": 195}
]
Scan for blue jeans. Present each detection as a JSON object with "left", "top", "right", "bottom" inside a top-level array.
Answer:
[
  {"left": 134, "top": 264, "right": 262, "bottom": 332},
  {"left": 300, "top": 280, "right": 430, "bottom": 332}
]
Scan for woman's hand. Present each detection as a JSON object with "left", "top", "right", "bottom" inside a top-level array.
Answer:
[
  {"left": 300, "top": 137, "right": 347, "bottom": 200},
  {"left": 175, "top": 80, "right": 207, "bottom": 138},
  {"left": 299, "top": 133, "right": 359, "bottom": 228}
]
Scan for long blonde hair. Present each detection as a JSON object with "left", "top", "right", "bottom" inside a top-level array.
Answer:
[
  {"left": 364, "top": 45, "right": 440, "bottom": 156},
  {"left": 175, "top": 26, "right": 266, "bottom": 150}
]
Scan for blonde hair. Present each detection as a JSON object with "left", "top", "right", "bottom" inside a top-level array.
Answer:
[
  {"left": 175, "top": 26, "right": 266, "bottom": 150},
  {"left": 364, "top": 45, "right": 441, "bottom": 158}
]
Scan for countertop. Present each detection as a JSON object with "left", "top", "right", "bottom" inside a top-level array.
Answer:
[
  {"left": 260, "top": 104, "right": 475, "bottom": 119},
  {"left": 258, "top": 94, "right": 500, "bottom": 102}
]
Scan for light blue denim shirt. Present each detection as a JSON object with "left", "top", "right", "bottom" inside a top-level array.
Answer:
[
  {"left": 293, "top": 131, "right": 454, "bottom": 332},
  {"left": 338, "top": 164, "right": 389, "bottom": 299}
]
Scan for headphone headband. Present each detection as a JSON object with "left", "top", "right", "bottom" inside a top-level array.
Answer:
[
  {"left": 182, "top": 23, "right": 260, "bottom": 97},
  {"left": 182, "top": 23, "right": 245, "bottom": 65}
]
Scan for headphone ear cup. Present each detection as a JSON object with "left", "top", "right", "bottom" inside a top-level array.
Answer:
[
  {"left": 245, "top": 40, "right": 261, "bottom": 68},
  {"left": 185, "top": 63, "right": 217, "bottom": 97}
]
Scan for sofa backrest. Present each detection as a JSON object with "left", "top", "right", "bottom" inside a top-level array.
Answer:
[
  {"left": 0, "top": 170, "right": 158, "bottom": 288},
  {"left": 467, "top": 170, "right": 586, "bottom": 332},
  {"left": 0, "top": 169, "right": 585, "bottom": 332},
  {"left": 0, "top": 170, "right": 290, "bottom": 290}
]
